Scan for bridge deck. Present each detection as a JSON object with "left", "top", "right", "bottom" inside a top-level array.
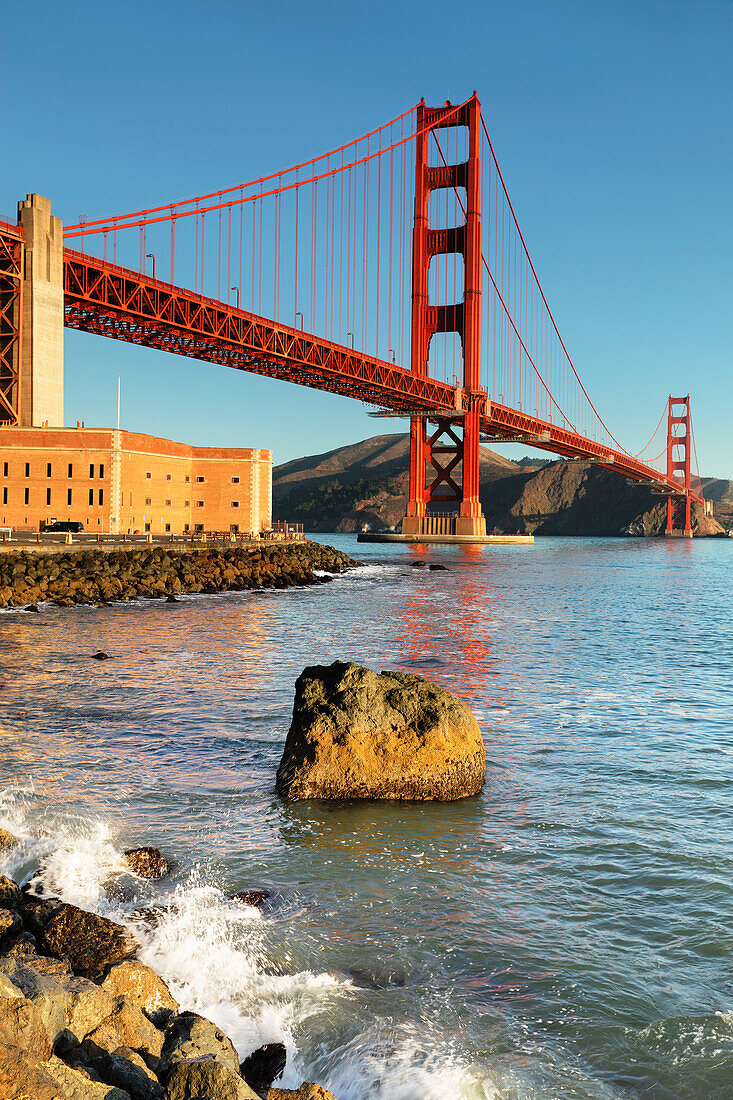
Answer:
[{"left": 62, "top": 250, "right": 701, "bottom": 503}]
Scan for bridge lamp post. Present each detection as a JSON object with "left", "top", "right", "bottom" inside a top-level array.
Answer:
[
  {"left": 295, "top": 311, "right": 303, "bottom": 329},
  {"left": 146, "top": 253, "right": 156, "bottom": 279},
  {"left": 231, "top": 286, "right": 239, "bottom": 308},
  {"left": 347, "top": 332, "right": 354, "bottom": 349},
  {"left": 388, "top": 348, "right": 396, "bottom": 363}
]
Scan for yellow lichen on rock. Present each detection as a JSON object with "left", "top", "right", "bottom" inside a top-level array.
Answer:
[{"left": 276, "top": 662, "right": 486, "bottom": 801}]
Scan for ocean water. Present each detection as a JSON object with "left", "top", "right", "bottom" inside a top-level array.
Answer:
[{"left": 0, "top": 535, "right": 731, "bottom": 1099}]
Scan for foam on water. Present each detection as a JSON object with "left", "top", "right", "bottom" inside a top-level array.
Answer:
[{"left": 0, "top": 786, "right": 506, "bottom": 1097}]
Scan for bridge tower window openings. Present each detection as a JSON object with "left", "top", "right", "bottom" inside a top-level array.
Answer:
[
  {"left": 666, "top": 395, "right": 692, "bottom": 537},
  {"left": 405, "top": 95, "right": 485, "bottom": 537}
]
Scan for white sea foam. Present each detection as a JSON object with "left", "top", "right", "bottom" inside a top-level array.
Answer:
[{"left": 0, "top": 784, "right": 512, "bottom": 1096}]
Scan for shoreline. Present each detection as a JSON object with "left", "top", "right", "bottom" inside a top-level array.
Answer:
[
  {"left": 0, "top": 830, "right": 334, "bottom": 1099},
  {"left": 0, "top": 541, "right": 360, "bottom": 611}
]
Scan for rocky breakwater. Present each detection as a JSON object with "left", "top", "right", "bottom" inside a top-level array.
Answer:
[
  {"left": 0, "top": 832, "right": 337, "bottom": 1100},
  {"left": 276, "top": 661, "right": 486, "bottom": 800},
  {"left": 0, "top": 542, "right": 358, "bottom": 610}
]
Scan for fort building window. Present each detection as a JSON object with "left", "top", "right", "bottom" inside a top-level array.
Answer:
[
  {"left": 3, "top": 462, "right": 7, "bottom": 477},
  {"left": 184, "top": 524, "right": 190, "bottom": 533},
  {"left": 165, "top": 499, "right": 171, "bottom": 507},
  {"left": 25, "top": 463, "right": 29, "bottom": 478},
  {"left": 230, "top": 524, "right": 239, "bottom": 533},
  {"left": 89, "top": 464, "right": 95, "bottom": 478},
  {"left": 98, "top": 489, "right": 104, "bottom": 505},
  {"left": 99, "top": 464, "right": 105, "bottom": 479},
  {"left": 88, "top": 488, "right": 94, "bottom": 506},
  {"left": 2, "top": 488, "right": 7, "bottom": 505},
  {"left": 195, "top": 476, "right": 205, "bottom": 483},
  {"left": 46, "top": 462, "right": 52, "bottom": 478},
  {"left": 195, "top": 524, "right": 204, "bottom": 532},
  {"left": 145, "top": 497, "right": 152, "bottom": 505},
  {"left": 24, "top": 488, "right": 29, "bottom": 505},
  {"left": 195, "top": 500, "right": 204, "bottom": 508},
  {"left": 231, "top": 476, "right": 240, "bottom": 484},
  {"left": 184, "top": 500, "right": 190, "bottom": 507},
  {"left": 165, "top": 523, "right": 171, "bottom": 533},
  {"left": 166, "top": 474, "right": 172, "bottom": 481},
  {"left": 68, "top": 463, "right": 73, "bottom": 478},
  {"left": 145, "top": 523, "right": 151, "bottom": 533},
  {"left": 67, "top": 489, "right": 72, "bottom": 506},
  {"left": 46, "top": 488, "right": 51, "bottom": 505},
  {"left": 184, "top": 475, "right": 190, "bottom": 483},
  {"left": 146, "top": 472, "right": 152, "bottom": 479},
  {"left": 231, "top": 501, "right": 240, "bottom": 508}
]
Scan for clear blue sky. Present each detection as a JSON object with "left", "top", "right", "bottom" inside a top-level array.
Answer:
[{"left": 3, "top": 0, "right": 731, "bottom": 475}]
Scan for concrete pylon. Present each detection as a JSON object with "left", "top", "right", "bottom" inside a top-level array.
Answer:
[{"left": 17, "top": 194, "right": 64, "bottom": 427}]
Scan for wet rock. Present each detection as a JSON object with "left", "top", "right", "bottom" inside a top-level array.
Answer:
[
  {"left": 0, "top": 972, "right": 21, "bottom": 999},
  {"left": 123, "top": 848, "right": 172, "bottom": 881},
  {"left": 165, "top": 1057, "right": 260, "bottom": 1100},
  {"left": 428, "top": 563, "right": 447, "bottom": 571},
  {"left": 240, "top": 1042, "right": 287, "bottom": 1094},
  {"left": 0, "top": 1044, "right": 68, "bottom": 1100},
  {"left": 20, "top": 865, "right": 45, "bottom": 892},
  {"left": 0, "top": 875, "right": 22, "bottom": 909},
  {"left": 0, "top": 958, "right": 72, "bottom": 1044},
  {"left": 102, "top": 961, "right": 178, "bottom": 1027},
  {"left": 92, "top": 651, "right": 113, "bottom": 660},
  {"left": 410, "top": 560, "right": 427, "bottom": 568},
  {"left": 56, "top": 975, "right": 116, "bottom": 1051},
  {"left": 276, "top": 661, "right": 486, "bottom": 801},
  {"left": 41, "top": 902, "right": 137, "bottom": 979},
  {"left": 266, "top": 1086, "right": 337, "bottom": 1100},
  {"left": 18, "top": 894, "right": 63, "bottom": 943},
  {"left": 129, "top": 904, "right": 178, "bottom": 930},
  {"left": 3, "top": 951, "right": 69, "bottom": 976},
  {"left": 88, "top": 997, "right": 164, "bottom": 1061},
  {"left": 0, "top": 828, "right": 19, "bottom": 853},
  {"left": 0, "top": 907, "right": 22, "bottom": 942},
  {"left": 166, "top": 595, "right": 178, "bottom": 603},
  {"left": 0, "top": 992, "right": 52, "bottom": 1058},
  {"left": 162, "top": 1012, "right": 239, "bottom": 1074},
  {"left": 104, "top": 880, "right": 139, "bottom": 905},
  {"left": 87, "top": 1045, "right": 164, "bottom": 1100},
  {"left": 230, "top": 890, "right": 272, "bottom": 910},
  {"left": 24, "top": 604, "right": 40, "bottom": 612},
  {"left": 345, "top": 965, "right": 406, "bottom": 990},
  {"left": 3, "top": 933, "right": 39, "bottom": 957},
  {"left": 45, "top": 1053, "right": 132, "bottom": 1099}
]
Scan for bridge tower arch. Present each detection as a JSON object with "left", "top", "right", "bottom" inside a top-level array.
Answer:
[
  {"left": 665, "top": 395, "right": 693, "bottom": 538},
  {"left": 403, "top": 95, "right": 487, "bottom": 539}
]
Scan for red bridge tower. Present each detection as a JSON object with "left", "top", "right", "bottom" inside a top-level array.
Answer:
[
  {"left": 665, "top": 395, "right": 693, "bottom": 538},
  {"left": 403, "top": 95, "right": 487, "bottom": 539}
]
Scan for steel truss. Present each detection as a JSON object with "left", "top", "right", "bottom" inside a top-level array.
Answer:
[
  {"left": 62, "top": 249, "right": 702, "bottom": 506},
  {"left": 0, "top": 221, "right": 23, "bottom": 426}
]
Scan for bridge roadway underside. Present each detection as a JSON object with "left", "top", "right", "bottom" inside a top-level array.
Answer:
[{"left": 62, "top": 250, "right": 698, "bottom": 500}]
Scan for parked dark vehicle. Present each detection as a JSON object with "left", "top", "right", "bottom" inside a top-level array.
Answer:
[{"left": 41, "top": 521, "right": 84, "bottom": 533}]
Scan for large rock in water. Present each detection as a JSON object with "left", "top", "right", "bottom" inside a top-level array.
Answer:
[{"left": 275, "top": 662, "right": 485, "bottom": 800}]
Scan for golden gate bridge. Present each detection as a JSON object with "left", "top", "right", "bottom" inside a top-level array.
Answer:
[{"left": 0, "top": 94, "right": 704, "bottom": 537}]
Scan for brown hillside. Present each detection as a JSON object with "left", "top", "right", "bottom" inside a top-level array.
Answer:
[
  {"left": 273, "top": 435, "right": 725, "bottom": 537},
  {"left": 273, "top": 432, "right": 517, "bottom": 498}
]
